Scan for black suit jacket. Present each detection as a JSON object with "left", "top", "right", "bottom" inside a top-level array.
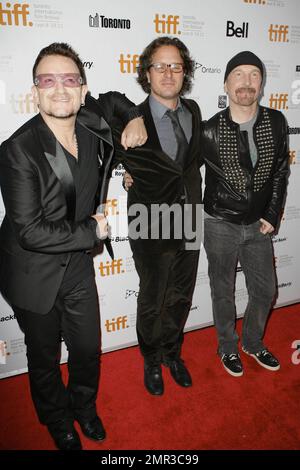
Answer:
[
  {"left": 0, "top": 92, "right": 132, "bottom": 314},
  {"left": 112, "top": 97, "right": 203, "bottom": 253}
]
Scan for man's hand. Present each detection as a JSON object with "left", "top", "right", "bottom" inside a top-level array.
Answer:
[
  {"left": 92, "top": 213, "right": 109, "bottom": 239},
  {"left": 123, "top": 171, "right": 134, "bottom": 192},
  {"left": 259, "top": 218, "right": 274, "bottom": 235},
  {"left": 121, "top": 117, "right": 147, "bottom": 150}
]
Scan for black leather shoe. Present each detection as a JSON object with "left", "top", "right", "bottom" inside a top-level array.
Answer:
[
  {"left": 144, "top": 364, "right": 164, "bottom": 395},
  {"left": 78, "top": 415, "right": 106, "bottom": 441},
  {"left": 167, "top": 359, "right": 192, "bottom": 387},
  {"left": 48, "top": 422, "right": 82, "bottom": 450}
]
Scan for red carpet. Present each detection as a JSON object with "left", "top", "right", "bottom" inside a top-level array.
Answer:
[{"left": 0, "top": 303, "right": 299, "bottom": 450}]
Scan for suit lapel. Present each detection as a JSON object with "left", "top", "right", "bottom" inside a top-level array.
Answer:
[
  {"left": 78, "top": 97, "right": 115, "bottom": 259},
  {"left": 181, "top": 98, "right": 201, "bottom": 169},
  {"left": 35, "top": 115, "right": 76, "bottom": 220},
  {"left": 78, "top": 100, "right": 114, "bottom": 207},
  {"left": 139, "top": 99, "right": 163, "bottom": 151},
  {"left": 140, "top": 97, "right": 200, "bottom": 171},
  {"left": 140, "top": 98, "right": 183, "bottom": 172}
]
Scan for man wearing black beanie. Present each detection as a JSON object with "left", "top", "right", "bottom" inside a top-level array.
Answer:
[{"left": 202, "top": 51, "right": 289, "bottom": 377}]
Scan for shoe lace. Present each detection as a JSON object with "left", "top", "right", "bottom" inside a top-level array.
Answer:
[
  {"left": 229, "top": 354, "right": 239, "bottom": 361},
  {"left": 223, "top": 353, "right": 239, "bottom": 361},
  {"left": 260, "top": 349, "right": 270, "bottom": 357}
]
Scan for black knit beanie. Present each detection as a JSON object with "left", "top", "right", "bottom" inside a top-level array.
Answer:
[{"left": 224, "top": 51, "right": 264, "bottom": 83}]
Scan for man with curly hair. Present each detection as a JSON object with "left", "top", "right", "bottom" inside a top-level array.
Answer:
[{"left": 118, "top": 37, "right": 202, "bottom": 395}]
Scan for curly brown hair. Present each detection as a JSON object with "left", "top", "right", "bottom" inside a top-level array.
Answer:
[
  {"left": 32, "top": 42, "right": 87, "bottom": 85},
  {"left": 136, "top": 36, "right": 195, "bottom": 95}
]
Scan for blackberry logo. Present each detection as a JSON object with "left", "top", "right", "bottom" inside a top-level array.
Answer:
[{"left": 0, "top": 314, "right": 16, "bottom": 322}]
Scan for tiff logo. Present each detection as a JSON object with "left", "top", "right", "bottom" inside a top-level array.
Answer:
[
  {"left": 269, "top": 93, "right": 288, "bottom": 110},
  {"left": 10, "top": 93, "right": 38, "bottom": 114},
  {"left": 98, "top": 259, "right": 124, "bottom": 277},
  {"left": 104, "top": 199, "right": 119, "bottom": 216},
  {"left": 289, "top": 150, "right": 296, "bottom": 165},
  {"left": 0, "top": 2, "right": 32, "bottom": 26},
  {"left": 154, "top": 14, "right": 180, "bottom": 35},
  {"left": 268, "top": 24, "right": 289, "bottom": 42},
  {"left": 105, "top": 316, "right": 128, "bottom": 332},
  {"left": 119, "top": 53, "right": 139, "bottom": 73},
  {"left": 226, "top": 20, "right": 249, "bottom": 38}
]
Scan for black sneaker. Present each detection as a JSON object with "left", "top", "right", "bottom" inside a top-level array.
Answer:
[
  {"left": 242, "top": 347, "right": 280, "bottom": 371},
  {"left": 220, "top": 353, "right": 243, "bottom": 377}
]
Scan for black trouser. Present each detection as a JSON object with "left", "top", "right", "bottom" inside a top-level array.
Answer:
[
  {"left": 13, "top": 275, "right": 100, "bottom": 426},
  {"left": 133, "top": 248, "right": 200, "bottom": 366}
]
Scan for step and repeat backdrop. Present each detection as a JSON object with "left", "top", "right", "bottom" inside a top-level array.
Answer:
[{"left": 1, "top": 0, "right": 300, "bottom": 377}]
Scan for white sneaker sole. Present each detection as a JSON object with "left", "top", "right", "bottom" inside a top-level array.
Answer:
[
  {"left": 242, "top": 349, "right": 280, "bottom": 371},
  {"left": 221, "top": 361, "right": 243, "bottom": 377}
]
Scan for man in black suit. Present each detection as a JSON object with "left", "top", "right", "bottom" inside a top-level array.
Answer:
[
  {"left": 0, "top": 42, "right": 145, "bottom": 450},
  {"left": 117, "top": 37, "right": 202, "bottom": 395}
]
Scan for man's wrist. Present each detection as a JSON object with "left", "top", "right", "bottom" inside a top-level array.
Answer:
[{"left": 126, "top": 106, "right": 143, "bottom": 124}]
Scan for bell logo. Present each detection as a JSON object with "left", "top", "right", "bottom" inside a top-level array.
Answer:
[
  {"left": 226, "top": 21, "right": 249, "bottom": 38},
  {"left": 269, "top": 93, "right": 288, "bottom": 110},
  {"left": 99, "top": 259, "right": 124, "bottom": 276},
  {"left": 0, "top": 2, "right": 32, "bottom": 26},
  {"left": 104, "top": 199, "right": 119, "bottom": 216},
  {"left": 105, "top": 316, "right": 129, "bottom": 332},
  {"left": 119, "top": 54, "right": 139, "bottom": 74},
  {"left": 10, "top": 93, "right": 38, "bottom": 114},
  {"left": 268, "top": 24, "right": 289, "bottom": 42},
  {"left": 154, "top": 14, "right": 180, "bottom": 35}
]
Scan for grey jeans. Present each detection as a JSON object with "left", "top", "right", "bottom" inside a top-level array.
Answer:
[{"left": 204, "top": 218, "right": 276, "bottom": 355}]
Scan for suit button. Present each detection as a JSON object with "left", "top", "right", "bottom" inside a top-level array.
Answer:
[{"left": 61, "top": 263, "right": 67, "bottom": 267}]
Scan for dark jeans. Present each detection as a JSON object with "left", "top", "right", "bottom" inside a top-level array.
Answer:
[
  {"left": 133, "top": 248, "right": 200, "bottom": 366},
  {"left": 204, "top": 218, "right": 276, "bottom": 355},
  {"left": 13, "top": 275, "right": 100, "bottom": 426}
]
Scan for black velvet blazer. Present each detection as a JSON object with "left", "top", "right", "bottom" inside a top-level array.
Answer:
[{"left": 112, "top": 97, "right": 203, "bottom": 254}]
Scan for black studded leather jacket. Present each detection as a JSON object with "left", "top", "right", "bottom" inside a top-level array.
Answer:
[{"left": 203, "top": 105, "right": 289, "bottom": 228}]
